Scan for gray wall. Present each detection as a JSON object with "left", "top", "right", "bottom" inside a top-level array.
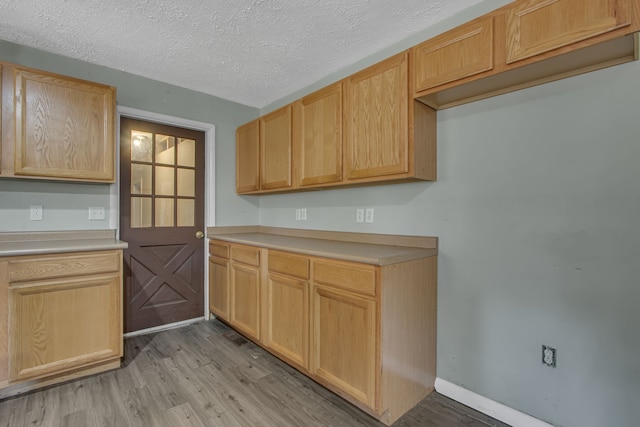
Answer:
[
  {"left": 0, "top": 39, "right": 260, "bottom": 231},
  {"left": 257, "top": 8, "right": 640, "bottom": 427}
]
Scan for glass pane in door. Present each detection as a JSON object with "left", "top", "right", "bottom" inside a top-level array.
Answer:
[
  {"left": 177, "top": 168, "right": 195, "bottom": 197},
  {"left": 131, "top": 197, "right": 152, "bottom": 228},
  {"left": 131, "top": 164, "right": 152, "bottom": 194},
  {"left": 156, "top": 134, "right": 175, "bottom": 164},
  {"left": 177, "top": 138, "right": 196, "bottom": 167},
  {"left": 177, "top": 199, "right": 195, "bottom": 227},
  {"left": 131, "top": 131, "right": 153, "bottom": 162},
  {"left": 155, "top": 198, "right": 174, "bottom": 227}
]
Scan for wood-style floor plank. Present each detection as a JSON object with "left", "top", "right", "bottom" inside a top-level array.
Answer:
[{"left": 0, "top": 319, "right": 511, "bottom": 427}]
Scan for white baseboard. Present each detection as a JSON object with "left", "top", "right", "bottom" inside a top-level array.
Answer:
[
  {"left": 123, "top": 317, "right": 205, "bottom": 338},
  {"left": 435, "top": 378, "right": 554, "bottom": 427}
]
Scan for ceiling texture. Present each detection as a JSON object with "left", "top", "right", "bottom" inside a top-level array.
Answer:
[{"left": 0, "top": 0, "right": 483, "bottom": 109}]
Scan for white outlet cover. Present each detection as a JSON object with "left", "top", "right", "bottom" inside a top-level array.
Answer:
[
  {"left": 301, "top": 208, "right": 307, "bottom": 220},
  {"left": 365, "top": 208, "right": 374, "bottom": 223},
  {"left": 356, "top": 209, "right": 364, "bottom": 223},
  {"left": 88, "top": 206, "right": 106, "bottom": 220},
  {"left": 30, "top": 205, "right": 43, "bottom": 221}
]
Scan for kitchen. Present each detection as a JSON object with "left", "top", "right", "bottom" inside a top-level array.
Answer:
[{"left": 1, "top": 0, "right": 640, "bottom": 426}]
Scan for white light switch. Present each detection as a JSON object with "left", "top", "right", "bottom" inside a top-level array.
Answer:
[
  {"left": 365, "top": 208, "right": 374, "bottom": 223},
  {"left": 356, "top": 209, "right": 364, "bottom": 223}
]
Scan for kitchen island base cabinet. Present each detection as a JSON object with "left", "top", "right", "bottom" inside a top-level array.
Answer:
[{"left": 0, "top": 249, "right": 123, "bottom": 399}]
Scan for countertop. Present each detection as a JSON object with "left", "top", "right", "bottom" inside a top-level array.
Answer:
[
  {"left": 0, "top": 230, "right": 128, "bottom": 257},
  {"left": 208, "top": 226, "right": 437, "bottom": 266}
]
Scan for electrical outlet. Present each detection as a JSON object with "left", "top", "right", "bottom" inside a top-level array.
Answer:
[
  {"left": 356, "top": 208, "right": 364, "bottom": 223},
  {"left": 300, "top": 208, "right": 307, "bottom": 220},
  {"left": 88, "top": 206, "right": 106, "bottom": 221},
  {"left": 542, "top": 345, "right": 557, "bottom": 368},
  {"left": 365, "top": 208, "right": 374, "bottom": 223},
  {"left": 30, "top": 205, "right": 43, "bottom": 221},
  {"left": 295, "top": 209, "right": 301, "bottom": 221}
]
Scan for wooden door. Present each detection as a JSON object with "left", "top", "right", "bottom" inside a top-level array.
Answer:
[
  {"left": 209, "top": 255, "right": 230, "bottom": 321},
  {"left": 413, "top": 16, "right": 494, "bottom": 92},
  {"left": 297, "top": 83, "right": 343, "bottom": 186},
  {"left": 260, "top": 105, "right": 292, "bottom": 190},
  {"left": 120, "top": 117, "right": 205, "bottom": 333},
  {"left": 9, "top": 272, "right": 121, "bottom": 381},
  {"left": 505, "top": 0, "right": 631, "bottom": 63},
  {"left": 230, "top": 262, "right": 261, "bottom": 340},
  {"left": 312, "top": 285, "right": 377, "bottom": 409},
  {"left": 344, "top": 52, "right": 409, "bottom": 180},
  {"left": 236, "top": 119, "right": 260, "bottom": 193}
]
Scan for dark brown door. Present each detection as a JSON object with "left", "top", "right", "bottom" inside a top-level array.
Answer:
[{"left": 120, "top": 117, "right": 205, "bottom": 333}]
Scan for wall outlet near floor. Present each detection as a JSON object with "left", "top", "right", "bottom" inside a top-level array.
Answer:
[
  {"left": 356, "top": 208, "right": 364, "bottom": 223},
  {"left": 30, "top": 205, "right": 43, "bottom": 221},
  {"left": 542, "top": 345, "right": 557, "bottom": 368},
  {"left": 300, "top": 208, "right": 307, "bottom": 221},
  {"left": 88, "top": 206, "right": 106, "bottom": 221},
  {"left": 365, "top": 208, "right": 374, "bottom": 223}
]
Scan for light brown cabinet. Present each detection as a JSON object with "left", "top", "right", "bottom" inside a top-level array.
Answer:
[
  {"left": 236, "top": 119, "right": 260, "bottom": 194},
  {"left": 208, "top": 240, "right": 230, "bottom": 321},
  {"left": 207, "top": 231, "right": 438, "bottom": 426},
  {"left": 296, "top": 83, "right": 343, "bottom": 187},
  {"left": 0, "top": 62, "right": 116, "bottom": 182},
  {"left": 0, "top": 250, "right": 122, "bottom": 395},
  {"left": 312, "top": 259, "right": 378, "bottom": 409},
  {"left": 505, "top": 0, "right": 631, "bottom": 64},
  {"left": 260, "top": 104, "right": 292, "bottom": 191},
  {"left": 229, "top": 244, "right": 261, "bottom": 340},
  {"left": 263, "top": 251, "right": 310, "bottom": 369},
  {"left": 413, "top": 16, "right": 494, "bottom": 93},
  {"left": 415, "top": 0, "right": 639, "bottom": 109}
]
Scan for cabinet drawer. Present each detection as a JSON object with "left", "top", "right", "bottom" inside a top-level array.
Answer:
[
  {"left": 209, "top": 240, "right": 230, "bottom": 259},
  {"left": 268, "top": 251, "right": 309, "bottom": 280},
  {"left": 231, "top": 245, "right": 260, "bottom": 267},
  {"left": 8, "top": 251, "right": 120, "bottom": 284},
  {"left": 313, "top": 260, "right": 377, "bottom": 296}
]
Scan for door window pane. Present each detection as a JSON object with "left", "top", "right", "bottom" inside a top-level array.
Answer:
[
  {"left": 131, "top": 164, "right": 152, "bottom": 194},
  {"left": 156, "top": 134, "right": 175, "bottom": 164},
  {"left": 177, "top": 138, "right": 196, "bottom": 167},
  {"left": 155, "top": 198, "right": 174, "bottom": 227},
  {"left": 131, "top": 131, "right": 152, "bottom": 162},
  {"left": 177, "top": 199, "right": 195, "bottom": 227},
  {"left": 131, "top": 197, "right": 152, "bottom": 228},
  {"left": 155, "top": 166, "right": 175, "bottom": 196},
  {"left": 177, "top": 168, "right": 195, "bottom": 197}
]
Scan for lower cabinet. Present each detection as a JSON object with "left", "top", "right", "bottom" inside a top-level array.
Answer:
[
  {"left": 209, "top": 255, "right": 230, "bottom": 321},
  {"left": 0, "top": 249, "right": 123, "bottom": 396},
  {"left": 229, "top": 244, "right": 261, "bottom": 341},
  {"left": 208, "top": 238, "right": 437, "bottom": 426},
  {"left": 263, "top": 251, "right": 310, "bottom": 370}
]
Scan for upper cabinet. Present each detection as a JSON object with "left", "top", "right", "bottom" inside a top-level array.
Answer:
[
  {"left": 0, "top": 63, "right": 116, "bottom": 182},
  {"left": 296, "top": 83, "right": 343, "bottom": 187},
  {"left": 416, "top": 0, "right": 639, "bottom": 109},
  {"left": 413, "top": 16, "right": 494, "bottom": 93},
  {"left": 505, "top": 0, "right": 631, "bottom": 63},
  {"left": 260, "top": 105, "right": 292, "bottom": 191},
  {"left": 236, "top": 119, "right": 260, "bottom": 194},
  {"left": 344, "top": 53, "right": 409, "bottom": 180}
]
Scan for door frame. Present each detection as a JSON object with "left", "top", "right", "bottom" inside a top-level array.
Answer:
[{"left": 113, "top": 106, "right": 216, "bottom": 330}]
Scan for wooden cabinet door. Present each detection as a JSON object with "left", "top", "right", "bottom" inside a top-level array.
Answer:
[
  {"left": 230, "top": 262, "right": 261, "bottom": 340},
  {"left": 344, "top": 52, "right": 409, "bottom": 180},
  {"left": 209, "top": 255, "right": 230, "bottom": 321},
  {"left": 297, "top": 83, "right": 343, "bottom": 186},
  {"left": 264, "top": 273, "right": 309, "bottom": 369},
  {"left": 12, "top": 67, "right": 115, "bottom": 182},
  {"left": 505, "top": 0, "right": 631, "bottom": 64},
  {"left": 414, "top": 16, "right": 494, "bottom": 92},
  {"left": 9, "top": 273, "right": 122, "bottom": 382},
  {"left": 312, "top": 285, "right": 377, "bottom": 410},
  {"left": 236, "top": 119, "right": 260, "bottom": 193},
  {"left": 260, "top": 105, "right": 292, "bottom": 190}
]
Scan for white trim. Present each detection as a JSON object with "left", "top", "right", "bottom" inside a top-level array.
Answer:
[
  {"left": 116, "top": 106, "right": 215, "bottom": 320},
  {"left": 123, "top": 317, "right": 205, "bottom": 338},
  {"left": 435, "top": 378, "right": 554, "bottom": 427}
]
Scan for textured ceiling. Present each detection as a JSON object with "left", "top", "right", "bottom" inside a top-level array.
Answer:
[{"left": 0, "top": 0, "right": 483, "bottom": 109}]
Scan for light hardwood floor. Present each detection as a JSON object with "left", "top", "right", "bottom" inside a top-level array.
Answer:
[{"left": 0, "top": 319, "right": 509, "bottom": 426}]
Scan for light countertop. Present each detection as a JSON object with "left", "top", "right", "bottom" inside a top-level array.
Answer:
[
  {"left": 208, "top": 226, "right": 437, "bottom": 266},
  {"left": 0, "top": 230, "right": 128, "bottom": 257}
]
